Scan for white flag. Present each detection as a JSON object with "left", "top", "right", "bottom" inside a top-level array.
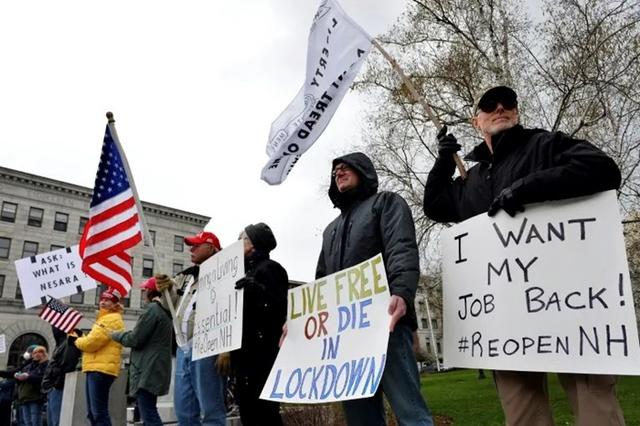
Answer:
[{"left": 261, "top": 0, "right": 372, "bottom": 185}]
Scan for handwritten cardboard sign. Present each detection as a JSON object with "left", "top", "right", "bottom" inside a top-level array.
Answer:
[
  {"left": 192, "top": 240, "right": 244, "bottom": 360},
  {"left": 261, "top": 254, "right": 391, "bottom": 403},
  {"left": 14, "top": 245, "right": 97, "bottom": 308},
  {"left": 442, "top": 191, "right": 640, "bottom": 374}
]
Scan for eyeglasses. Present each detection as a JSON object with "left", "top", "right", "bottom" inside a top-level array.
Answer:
[
  {"left": 332, "top": 164, "right": 353, "bottom": 177},
  {"left": 477, "top": 97, "right": 518, "bottom": 114}
]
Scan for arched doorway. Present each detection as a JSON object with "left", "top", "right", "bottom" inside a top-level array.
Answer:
[{"left": 7, "top": 333, "right": 48, "bottom": 368}]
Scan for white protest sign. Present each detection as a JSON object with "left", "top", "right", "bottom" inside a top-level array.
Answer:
[
  {"left": 442, "top": 190, "right": 640, "bottom": 374},
  {"left": 14, "top": 245, "right": 97, "bottom": 308},
  {"left": 0, "top": 335, "right": 5, "bottom": 354},
  {"left": 261, "top": 0, "right": 372, "bottom": 185},
  {"left": 261, "top": 254, "right": 390, "bottom": 403},
  {"left": 192, "top": 240, "right": 244, "bottom": 361}
]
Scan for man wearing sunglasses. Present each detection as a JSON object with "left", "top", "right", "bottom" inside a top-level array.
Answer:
[{"left": 423, "top": 86, "right": 624, "bottom": 425}]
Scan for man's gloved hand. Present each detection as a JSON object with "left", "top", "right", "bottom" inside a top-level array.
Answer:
[
  {"left": 436, "top": 125, "right": 461, "bottom": 156},
  {"left": 155, "top": 274, "right": 174, "bottom": 292},
  {"left": 216, "top": 352, "right": 231, "bottom": 375},
  {"left": 67, "top": 334, "right": 78, "bottom": 347},
  {"left": 488, "top": 187, "right": 525, "bottom": 217},
  {"left": 235, "top": 277, "right": 256, "bottom": 290}
]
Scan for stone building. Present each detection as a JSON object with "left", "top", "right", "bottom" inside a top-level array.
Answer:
[{"left": 0, "top": 165, "right": 210, "bottom": 368}]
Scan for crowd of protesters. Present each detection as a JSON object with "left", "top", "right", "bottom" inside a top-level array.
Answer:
[{"left": 0, "top": 85, "right": 628, "bottom": 425}]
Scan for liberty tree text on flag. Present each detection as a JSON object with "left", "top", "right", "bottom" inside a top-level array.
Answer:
[{"left": 261, "top": 0, "right": 372, "bottom": 185}]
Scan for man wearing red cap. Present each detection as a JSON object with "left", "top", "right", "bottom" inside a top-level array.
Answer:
[
  {"left": 155, "top": 231, "right": 226, "bottom": 426},
  {"left": 423, "top": 86, "right": 624, "bottom": 425}
]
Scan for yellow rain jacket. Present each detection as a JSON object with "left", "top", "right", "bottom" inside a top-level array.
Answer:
[{"left": 75, "top": 308, "right": 124, "bottom": 377}]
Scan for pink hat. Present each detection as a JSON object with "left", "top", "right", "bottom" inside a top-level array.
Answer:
[
  {"left": 184, "top": 231, "right": 221, "bottom": 250},
  {"left": 140, "top": 277, "right": 157, "bottom": 292}
]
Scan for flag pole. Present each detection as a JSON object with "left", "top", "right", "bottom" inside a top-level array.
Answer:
[
  {"left": 105, "top": 112, "right": 177, "bottom": 320},
  {"left": 371, "top": 39, "right": 467, "bottom": 179}
]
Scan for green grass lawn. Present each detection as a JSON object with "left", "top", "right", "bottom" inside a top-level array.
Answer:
[{"left": 421, "top": 369, "right": 640, "bottom": 425}]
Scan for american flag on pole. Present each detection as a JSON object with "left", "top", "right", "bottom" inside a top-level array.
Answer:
[
  {"left": 39, "top": 298, "right": 83, "bottom": 333},
  {"left": 79, "top": 121, "right": 143, "bottom": 296}
]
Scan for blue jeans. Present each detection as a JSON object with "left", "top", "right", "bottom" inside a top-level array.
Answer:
[
  {"left": 342, "top": 325, "right": 433, "bottom": 426},
  {"left": 85, "top": 371, "right": 115, "bottom": 426},
  {"left": 19, "top": 401, "right": 42, "bottom": 426},
  {"left": 174, "top": 347, "right": 226, "bottom": 426},
  {"left": 46, "top": 388, "right": 63, "bottom": 426},
  {"left": 136, "top": 388, "right": 163, "bottom": 426}
]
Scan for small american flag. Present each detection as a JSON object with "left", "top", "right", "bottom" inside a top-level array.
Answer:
[
  {"left": 39, "top": 298, "right": 83, "bottom": 333},
  {"left": 79, "top": 121, "right": 143, "bottom": 296}
]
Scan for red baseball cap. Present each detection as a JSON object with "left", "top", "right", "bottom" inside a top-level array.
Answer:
[
  {"left": 184, "top": 231, "right": 221, "bottom": 250},
  {"left": 100, "top": 287, "right": 122, "bottom": 302},
  {"left": 140, "top": 277, "right": 157, "bottom": 292}
]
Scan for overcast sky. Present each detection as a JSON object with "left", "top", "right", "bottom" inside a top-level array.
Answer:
[{"left": 0, "top": 0, "right": 408, "bottom": 282}]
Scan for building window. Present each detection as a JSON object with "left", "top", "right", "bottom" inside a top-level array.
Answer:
[
  {"left": 436, "top": 342, "right": 442, "bottom": 354},
  {"left": 122, "top": 296, "right": 131, "bottom": 308},
  {"left": 1, "top": 202, "right": 17, "bottom": 223},
  {"left": 0, "top": 238, "right": 10, "bottom": 259},
  {"left": 95, "top": 285, "right": 105, "bottom": 305},
  {"left": 22, "top": 241, "right": 39, "bottom": 258},
  {"left": 144, "top": 230, "right": 156, "bottom": 247},
  {"left": 0, "top": 275, "right": 4, "bottom": 298},
  {"left": 174, "top": 235, "right": 184, "bottom": 252},
  {"left": 54, "top": 212, "right": 69, "bottom": 232},
  {"left": 425, "top": 338, "right": 431, "bottom": 354},
  {"left": 431, "top": 319, "right": 439, "bottom": 330},
  {"left": 50, "top": 244, "right": 64, "bottom": 252},
  {"left": 28, "top": 207, "right": 44, "bottom": 227},
  {"left": 69, "top": 292, "right": 84, "bottom": 304},
  {"left": 142, "top": 259, "right": 154, "bottom": 278},
  {"left": 420, "top": 318, "right": 428, "bottom": 329},
  {"left": 15, "top": 283, "right": 23, "bottom": 301},
  {"left": 172, "top": 263, "right": 184, "bottom": 276},
  {"left": 78, "top": 217, "right": 88, "bottom": 235}
]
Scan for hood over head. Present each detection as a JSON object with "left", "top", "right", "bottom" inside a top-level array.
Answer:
[{"left": 328, "top": 152, "right": 378, "bottom": 209}]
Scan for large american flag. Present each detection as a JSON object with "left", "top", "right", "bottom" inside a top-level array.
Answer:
[
  {"left": 79, "top": 123, "right": 142, "bottom": 296},
  {"left": 39, "top": 298, "right": 83, "bottom": 333}
]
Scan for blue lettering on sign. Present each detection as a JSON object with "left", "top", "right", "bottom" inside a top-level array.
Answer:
[{"left": 268, "top": 354, "right": 387, "bottom": 401}]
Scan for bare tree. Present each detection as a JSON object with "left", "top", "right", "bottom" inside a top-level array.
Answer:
[{"left": 354, "top": 0, "right": 640, "bottom": 274}]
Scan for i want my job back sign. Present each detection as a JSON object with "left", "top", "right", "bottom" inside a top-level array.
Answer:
[
  {"left": 442, "top": 190, "right": 640, "bottom": 374},
  {"left": 261, "top": 254, "right": 390, "bottom": 403}
]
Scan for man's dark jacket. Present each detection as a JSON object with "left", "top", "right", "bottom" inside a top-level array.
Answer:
[
  {"left": 316, "top": 152, "right": 419, "bottom": 328},
  {"left": 423, "top": 125, "right": 621, "bottom": 222},
  {"left": 232, "top": 252, "right": 288, "bottom": 397}
]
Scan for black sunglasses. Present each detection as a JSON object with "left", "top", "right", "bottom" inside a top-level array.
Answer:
[{"left": 477, "top": 96, "right": 518, "bottom": 114}]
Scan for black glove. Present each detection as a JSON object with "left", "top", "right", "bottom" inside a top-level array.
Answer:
[
  {"left": 488, "top": 187, "right": 525, "bottom": 217},
  {"left": 67, "top": 334, "right": 78, "bottom": 347},
  {"left": 436, "top": 125, "right": 461, "bottom": 156},
  {"left": 235, "top": 277, "right": 265, "bottom": 293},
  {"left": 235, "top": 277, "right": 256, "bottom": 290}
]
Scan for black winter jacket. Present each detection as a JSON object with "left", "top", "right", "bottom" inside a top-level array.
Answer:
[
  {"left": 232, "top": 253, "right": 288, "bottom": 382},
  {"left": 423, "top": 125, "right": 621, "bottom": 222},
  {"left": 316, "top": 152, "right": 419, "bottom": 329}
]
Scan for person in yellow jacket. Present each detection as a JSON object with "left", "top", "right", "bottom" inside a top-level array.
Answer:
[{"left": 72, "top": 287, "right": 125, "bottom": 426}]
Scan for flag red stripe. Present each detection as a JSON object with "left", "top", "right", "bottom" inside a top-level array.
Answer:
[
  {"left": 83, "top": 213, "right": 140, "bottom": 247},
  {"left": 82, "top": 234, "right": 142, "bottom": 267},
  {"left": 90, "top": 197, "right": 136, "bottom": 224}
]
